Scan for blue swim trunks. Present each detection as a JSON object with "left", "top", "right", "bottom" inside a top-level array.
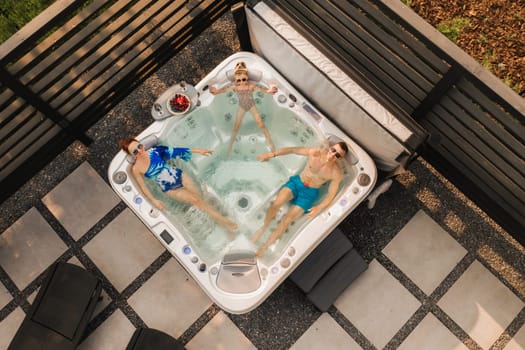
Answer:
[{"left": 283, "top": 175, "right": 320, "bottom": 213}]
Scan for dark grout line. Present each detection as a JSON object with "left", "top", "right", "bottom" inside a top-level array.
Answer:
[
  {"left": 178, "top": 304, "right": 222, "bottom": 345},
  {"left": 76, "top": 201, "right": 128, "bottom": 246},
  {"left": 120, "top": 250, "right": 172, "bottom": 300},
  {"left": 490, "top": 307, "right": 525, "bottom": 350},
  {"left": 375, "top": 254, "right": 427, "bottom": 301},
  {"left": 430, "top": 304, "right": 483, "bottom": 350},
  {"left": 375, "top": 252, "right": 486, "bottom": 349},
  {"left": 328, "top": 307, "right": 376, "bottom": 350}
]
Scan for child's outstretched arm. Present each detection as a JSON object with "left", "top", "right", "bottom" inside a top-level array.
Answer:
[
  {"left": 254, "top": 85, "right": 277, "bottom": 94},
  {"left": 210, "top": 84, "right": 233, "bottom": 95}
]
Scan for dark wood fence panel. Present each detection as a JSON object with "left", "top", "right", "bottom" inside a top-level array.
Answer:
[
  {"left": 254, "top": 0, "right": 525, "bottom": 243},
  {"left": 0, "top": 0, "right": 232, "bottom": 202}
]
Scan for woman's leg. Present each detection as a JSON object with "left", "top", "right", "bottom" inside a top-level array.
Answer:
[
  {"left": 227, "top": 108, "right": 245, "bottom": 157},
  {"left": 166, "top": 186, "right": 237, "bottom": 232},
  {"left": 251, "top": 107, "right": 275, "bottom": 152}
]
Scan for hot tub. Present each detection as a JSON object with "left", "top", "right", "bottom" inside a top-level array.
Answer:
[{"left": 108, "top": 52, "right": 376, "bottom": 313}]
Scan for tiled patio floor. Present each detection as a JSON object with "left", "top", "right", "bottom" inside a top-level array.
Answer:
[{"left": 1, "top": 160, "right": 524, "bottom": 349}]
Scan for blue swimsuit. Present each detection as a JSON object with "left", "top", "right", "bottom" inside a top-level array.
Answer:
[
  {"left": 283, "top": 175, "right": 320, "bottom": 212},
  {"left": 144, "top": 146, "right": 192, "bottom": 192}
]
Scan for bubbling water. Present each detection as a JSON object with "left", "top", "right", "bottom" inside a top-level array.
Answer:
[{"left": 154, "top": 92, "right": 345, "bottom": 264}]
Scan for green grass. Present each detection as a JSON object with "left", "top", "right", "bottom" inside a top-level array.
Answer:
[
  {"left": 0, "top": 0, "right": 56, "bottom": 43},
  {"left": 437, "top": 17, "right": 470, "bottom": 43}
]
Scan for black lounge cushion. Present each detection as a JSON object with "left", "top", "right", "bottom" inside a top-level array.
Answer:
[
  {"left": 126, "top": 328, "right": 185, "bottom": 350},
  {"left": 289, "top": 227, "right": 352, "bottom": 293},
  {"left": 32, "top": 263, "right": 100, "bottom": 339},
  {"left": 8, "top": 262, "right": 102, "bottom": 350},
  {"left": 306, "top": 249, "right": 368, "bottom": 312}
]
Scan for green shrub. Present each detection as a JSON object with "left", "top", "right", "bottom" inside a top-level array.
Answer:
[
  {"left": 0, "top": 0, "right": 56, "bottom": 44},
  {"left": 437, "top": 17, "right": 470, "bottom": 43}
]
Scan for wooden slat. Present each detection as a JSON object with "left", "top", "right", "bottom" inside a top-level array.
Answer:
[
  {"left": 0, "top": 88, "right": 15, "bottom": 107},
  {"left": 447, "top": 87, "right": 525, "bottom": 161},
  {"left": 360, "top": 0, "right": 450, "bottom": 73},
  {"left": 20, "top": 0, "right": 134, "bottom": 86},
  {"left": 270, "top": 0, "right": 418, "bottom": 111},
  {"left": 11, "top": 0, "right": 112, "bottom": 77},
  {"left": 0, "top": 0, "right": 84, "bottom": 64},
  {"left": 64, "top": 0, "right": 228, "bottom": 120},
  {"left": 54, "top": 0, "right": 185, "bottom": 115},
  {"left": 312, "top": 0, "right": 429, "bottom": 100},
  {"left": 457, "top": 78, "right": 525, "bottom": 143},
  {"left": 423, "top": 127, "right": 525, "bottom": 227},
  {"left": 327, "top": 0, "right": 438, "bottom": 89},
  {"left": 434, "top": 101, "right": 525, "bottom": 179},
  {"left": 0, "top": 105, "right": 38, "bottom": 142},
  {"left": 0, "top": 119, "right": 57, "bottom": 172},
  {"left": 422, "top": 112, "right": 525, "bottom": 209},
  {"left": 32, "top": 0, "right": 151, "bottom": 99},
  {"left": 0, "top": 96, "right": 25, "bottom": 126}
]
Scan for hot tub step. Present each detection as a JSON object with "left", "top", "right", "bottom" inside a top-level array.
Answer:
[
  {"left": 289, "top": 227, "right": 352, "bottom": 293},
  {"left": 306, "top": 248, "right": 368, "bottom": 312}
]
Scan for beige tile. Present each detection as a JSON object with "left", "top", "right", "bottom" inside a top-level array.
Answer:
[
  {"left": 290, "top": 313, "right": 362, "bottom": 350},
  {"left": 128, "top": 258, "right": 212, "bottom": 338},
  {"left": 0, "top": 282, "right": 11, "bottom": 310},
  {"left": 504, "top": 324, "right": 525, "bottom": 350},
  {"left": 383, "top": 210, "right": 467, "bottom": 295},
  {"left": 0, "top": 208, "right": 67, "bottom": 289},
  {"left": 334, "top": 260, "right": 421, "bottom": 349},
  {"left": 43, "top": 162, "right": 120, "bottom": 240},
  {"left": 0, "top": 308, "right": 25, "bottom": 349},
  {"left": 79, "top": 309, "right": 134, "bottom": 350},
  {"left": 186, "top": 311, "right": 255, "bottom": 350},
  {"left": 27, "top": 287, "right": 39, "bottom": 305},
  {"left": 438, "top": 260, "right": 524, "bottom": 349},
  {"left": 399, "top": 313, "right": 468, "bottom": 350},
  {"left": 83, "top": 208, "right": 164, "bottom": 291}
]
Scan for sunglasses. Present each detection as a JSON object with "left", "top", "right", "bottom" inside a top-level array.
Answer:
[
  {"left": 329, "top": 147, "right": 342, "bottom": 159},
  {"left": 235, "top": 77, "right": 247, "bottom": 83},
  {"left": 130, "top": 143, "right": 143, "bottom": 155}
]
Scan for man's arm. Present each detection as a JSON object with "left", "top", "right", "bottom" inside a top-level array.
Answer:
[
  {"left": 306, "top": 170, "right": 344, "bottom": 218},
  {"left": 257, "top": 146, "right": 312, "bottom": 162}
]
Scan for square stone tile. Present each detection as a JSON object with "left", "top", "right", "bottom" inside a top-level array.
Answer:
[
  {"left": 0, "top": 282, "right": 11, "bottom": 310},
  {"left": 42, "top": 162, "right": 120, "bottom": 240},
  {"left": 438, "top": 260, "right": 524, "bottom": 349},
  {"left": 399, "top": 313, "right": 468, "bottom": 350},
  {"left": 334, "top": 260, "right": 421, "bottom": 349},
  {"left": 78, "top": 309, "right": 135, "bottom": 350},
  {"left": 0, "top": 207, "right": 67, "bottom": 289},
  {"left": 83, "top": 208, "right": 164, "bottom": 291},
  {"left": 504, "top": 323, "right": 525, "bottom": 350},
  {"left": 186, "top": 311, "right": 256, "bottom": 350},
  {"left": 128, "top": 258, "right": 212, "bottom": 338},
  {"left": 0, "top": 308, "right": 25, "bottom": 349},
  {"left": 290, "top": 313, "right": 362, "bottom": 350},
  {"left": 383, "top": 210, "right": 467, "bottom": 295}
]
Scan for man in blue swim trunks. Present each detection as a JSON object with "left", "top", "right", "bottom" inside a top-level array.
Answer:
[
  {"left": 119, "top": 137, "right": 237, "bottom": 233},
  {"left": 252, "top": 142, "right": 348, "bottom": 256}
]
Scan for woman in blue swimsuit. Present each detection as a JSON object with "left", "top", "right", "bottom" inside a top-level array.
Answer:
[
  {"left": 210, "top": 61, "right": 278, "bottom": 157},
  {"left": 119, "top": 137, "right": 237, "bottom": 232}
]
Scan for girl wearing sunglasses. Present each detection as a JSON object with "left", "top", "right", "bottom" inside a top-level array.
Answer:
[{"left": 210, "top": 61, "right": 278, "bottom": 157}]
